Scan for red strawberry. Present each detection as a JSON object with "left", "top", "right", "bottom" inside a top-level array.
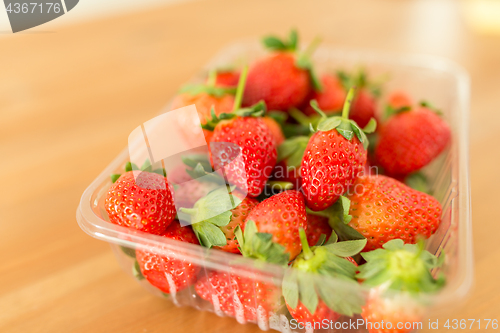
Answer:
[
  {"left": 301, "top": 88, "right": 376, "bottom": 211},
  {"left": 212, "top": 70, "right": 240, "bottom": 87},
  {"left": 303, "top": 74, "right": 346, "bottom": 116},
  {"left": 357, "top": 239, "right": 445, "bottom": 333},
  {"left": 105, "top": 170, "right": 176, "bottom": 235},
  {"left": 180, "top": 188, "right": 258, "bottom": 254},
  {"left": 243, "top": 30, "right": 321, "bottom": 111},
  {"left": 172, "top": 178, "right": 219, "bottom": 209},
  {"left": 209, "top": 116, "right": 277, "bottom": 197},
  {"left": 387, "top": 90, "right": 413, "bottom": 109},
  {"left": 195, "top": 270, "right": 281, "bottom": 323},
  {"left": 283, "top": 229, "right": 366, "bottom": 326},
  {"left": 305, "top": 213, "right": 332, "bottom": 246},
  {"left": 337, "top": 70, "right": 381, "bottom": 128},
  {"left": 351, "top": 89, "right": 378, "bottom": 128},
  {"left": 136, "top": 220, "right": 200, "bottom": 293},
  {"left": 343, "top": 175, "right": 442, "bottom": 251},
  {"left": 262, "top": 116, "right": 285, "bottom": 146},
  {"left": 240, "top": 190, "right": 308, "bottom": 261},
  {"left": 375, "top": 105, "right": 451, "bottom": 176}
]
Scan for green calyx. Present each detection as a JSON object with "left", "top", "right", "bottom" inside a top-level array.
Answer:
[
  {"left": 307, "top": 195, "right": 366, "bottom": 242},
  {"left": 179, "top": 186, "right": 242, "bottom": 248},
  {"left": 262, "top": 29, "right": 298, "bottom": 52},
  {"left": 310, "top": 87, "right": 377, "bottom": 150},
  {"left": 179, "top": 69, "right": 236, "bottom": 98},
  {"left": 357, "top": 239, "right": 445, "bottom": 294},
  {"left": 234, "top": 220, "right": 290, "bottom": 265},
  {"left": 337, "top": 69, "right": 383, "bottom": 98},
  {"left": 201, "top": 66, "right": 267, "bottom": 131},
  {"left": 420, "top": 100, "right": 443, "bottom": 116},
  {"left": 277, "top": 136, "right": 309, "bottom": 168},
  {"left": 263, "top": 29, "right": 322, "bottom": 91},
  {"left": 111, "top": 160, "right": 166, "bottom": 183},
  {"left": 405, "top": 172, "right": 432, "bottom": 195},
  {"left": 282, "top": 228, "right": 366, "bottom": 316}
]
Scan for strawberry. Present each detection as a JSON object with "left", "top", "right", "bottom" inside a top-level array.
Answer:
[
  {"left": 205, "top": 67, "right": 277, "bottom": 197},
  {"left": 330, "top": 175, "right": 442, "bottom": 251},
  {"left": 387, "top": 90, "right": 413, "bottom": 110},
  {"left": 357, "top": 239, "right": 445, "bottom": 333},
  {"left": 303, "top": 74, "right": 346, "bottom": 116},
  {"left": 243, "top": 30, "right": 322, "bottom": 111},
  {"left": 172, "top": 178, "right": 219, "bottom": 209},
  {"left": 272, "top": 136, "right": 309, "bottom": 190},
  {"left": 180, "top": 187, "right": 258, "bottom": 254},
  {"left": 211, "top": 69, "right": 240, "bottom": 87},
  {"left": 283, "top": 229, "right": 366, "bottom": 327},
  {"left": 337, "top": 70, "right": 381, "bottom": 128},
  {"left": 305, "top": 213, "right": 332, "bottom": 247},
  {"left": 375, "top": 104, "right": 451, "bottom": 176},
  {"left": 195, "top": 269, "right": 281, "bottom": 323},
  {"left": 136, "top": 220, "right": 200, "bottom": 294},
  {"left": 262, "top": 116, "right": 285, "bottom": 146},
  {"left": 172, "top": 70, "right": 236, "bottom": 143},
  {"left": 237, "top": 190, "right": 308, "bottom": 261},
  {"left": 105, "top": 168, "right": 175, "bottom": 235},
  {"left": 301, "top": 88, "right": 376, "bottom": 211}
]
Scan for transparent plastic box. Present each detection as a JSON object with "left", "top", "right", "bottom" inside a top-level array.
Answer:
[{"left": 77, "top": 41, "right": 472, "bottom": 332}]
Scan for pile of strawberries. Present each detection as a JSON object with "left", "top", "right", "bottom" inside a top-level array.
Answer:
[{"left": 104, "top": 30, "right": 451, "bottom": 333}]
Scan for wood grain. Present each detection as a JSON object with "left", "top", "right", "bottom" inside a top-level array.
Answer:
[{"left": 0, "top": 0, "right": 499, "bottom": 332}]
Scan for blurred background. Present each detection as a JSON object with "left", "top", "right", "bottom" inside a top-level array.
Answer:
[{"left": 0, "top": 0, "right": 499, "bottom": 332}]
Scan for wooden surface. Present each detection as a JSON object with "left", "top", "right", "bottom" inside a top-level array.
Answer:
[{"left": 1, "top": 0, "right": 499, "bottom": 332}]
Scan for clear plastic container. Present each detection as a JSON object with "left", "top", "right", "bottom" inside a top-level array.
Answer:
[{"left": 77, "top": 41, "right": 472, "bottom": 332}]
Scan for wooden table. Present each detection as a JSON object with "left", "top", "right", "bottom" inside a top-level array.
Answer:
[{"left": 1, "top": 0, "right": 498, "bottom": 332}]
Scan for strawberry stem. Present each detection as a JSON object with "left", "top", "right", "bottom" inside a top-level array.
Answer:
[
  {"left": 299, "top": 228, "right": 313, "bottom": 260},
  {"left": 233, "top": 66, "right": 249, "bottom": 112},
  {"left": 207, "top": 69, "right": 217, "bottom": 87},
  {"left": 342, "top": 86, "right": 357, "bottom": 119},
  {"left": 289, "top": 107, "right": 312, "bottom": 126},
  {"left": 302, "top": 36, "right": 322, "bottom": 60}
]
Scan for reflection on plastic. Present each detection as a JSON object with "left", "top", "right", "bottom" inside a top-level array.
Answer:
[{"left": 127, "top": 105, "right": 248, "bottom": 226}]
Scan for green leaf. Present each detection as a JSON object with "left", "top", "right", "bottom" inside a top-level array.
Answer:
[
  {"left": 141, "top": 159, "right": 152, "bottom": 172},
  {"left": 268, "top": 110, "right": 288, "bottom": 125},
  {"left": 111, "top": 174, "right": 121, "bottom": 183},
  {"left": 335, "top": 121, "right": 354, "bottom": 140},
  {"left": 405, "top": 172, "right": 431, "bottom": 194},
  {"left": 317, "top": 117, "right": 342, "bottom": 132},
  {"left": 182, "top": 154, "right": 212, "bottom": 171},
  {"left": 325, "top": 230, "right": 338, "bottom": 245},
  {"left": 190, "top": 186, "right": 242, "bottom": 224},
  {"left": 277, "top": 136, "right": 309, "bottom": 167},
  {"left": 362, "top": 118, "right": 377, "bottom": 133},
  {"left": 120, "top": 246, "right": 136, "bottom": 258},
  {"left": 133, "top": 260, "right": 144, "bottom": 280},
  {"left": 152, "top": 168, "right": 166, "bottom": 176},
  {"left": 262, "top": 36, "right": 288, "bottom": 51},
  {"left": 382, "top": 239, "right": 405, "bottom": 250},
  {"left": 326, "top": 239, "right": 367, "bottom": 257},
  {"left": 282, "top": 270, "right": 299, "bottom": 309},
  {"left": 350, "top": 121, "right": 364, "bottom": 144},
  {"left": 179, "top": 84, "right": 236, "bottom": 98},
  {"left": 193, "top": 221, "right": 228, "bottom": 248},
  {"left": 317, "top": 279, "right": 364, "bottom": 316},
  {"left": 125, "top": 162, "right": 133, "bottom": 172},
  {"left": 331, "top": 221, "right": 365, "bottom": 241},
  {"left": 298, "top": 275, "right": 319, "bottom": 314},
  {"left": 289, "top": 29, "right": 298, "bottom": 51},
  {"left": 314, "top": 234, "right": 327, "bottom": 247}
]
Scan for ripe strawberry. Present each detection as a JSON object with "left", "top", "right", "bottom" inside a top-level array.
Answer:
[
  {"left": 341, "top": 175, "right": 442, "bottom": 251},
  {"left": 172, "top": 178, "right": 219, "bottom": 209},
  {"left": 195, "top": 270, "right": 281, "bottom": 322},
  {"left": 206, "top": 67, "right": 277, "bottom": 197},
  {"left": 301, "top": 88, "right": 376, "bottom": 211},
  {"left": 172, "top": 71, "right": 236, "bottom": 143},
  {"left": 283, "top": 229, "right": 366, "bottom": 326},
  {"left": 239, "top": 190, "right": 308, "bottom": 261},
  {"left": 375, "top": 104, "right": 451, "bottom": 176},
  {"left": 272, "top": 136, "right": 309, "bottom": 190},
  {"left": 180, "top": 188, "right": 258, "bottom": 254},
  {"left": 337, "top": 70, "right": 381, "bottom": 128},
  {"left": 211, "top": 69, "right": 240, "bottom": 87},
  {"left": 387, "top": 90, "right": 413, "bottom": 109},
  {"left": 105, "top": 170, "right": 176, "bottom": 235},
  {"left": 136, "top": 220, "right": 200, "bottom": 294},
  {"left": 357, "top": 239, "right": 445, "bottom": 333},
  {"left": 243, "top": 30, "right": 322, "bottom": 111},
  {"left": 262, "top": 116, "right": 285, "bottom": 146},
  {"left": 305, "top": 213, "right": 332, "bottom": 246},
  {"left": 303, "top": 74, "right": 346, "bottom": 116}
]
